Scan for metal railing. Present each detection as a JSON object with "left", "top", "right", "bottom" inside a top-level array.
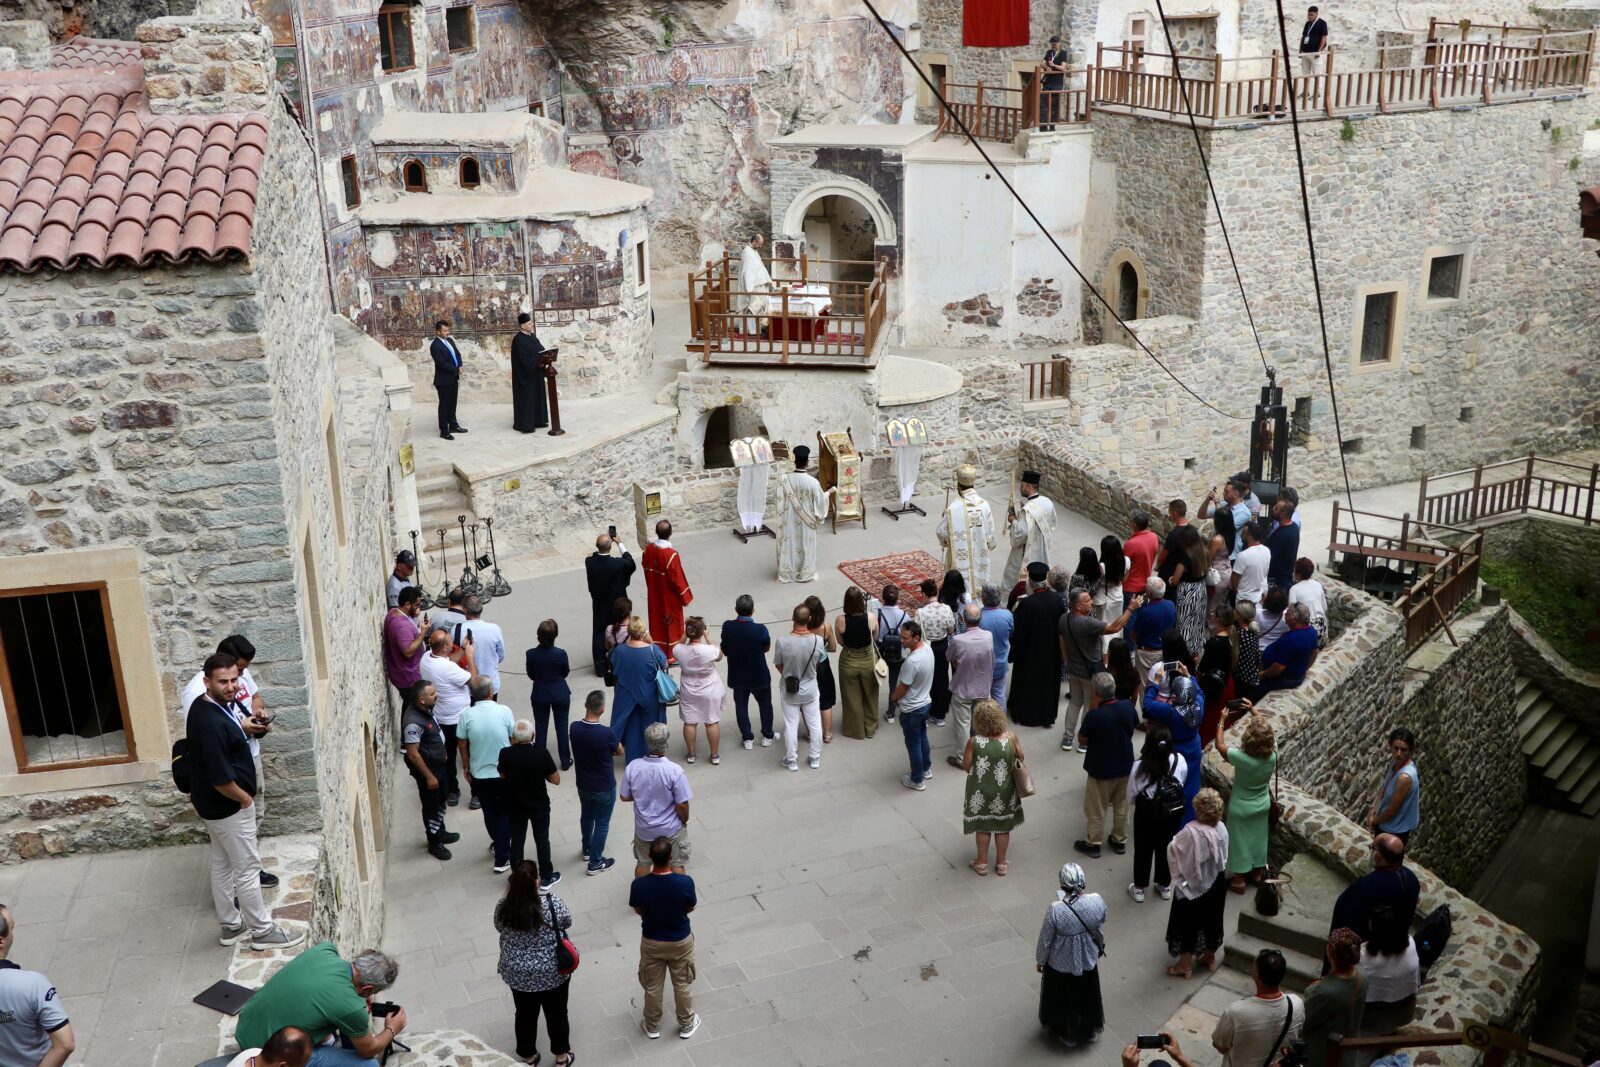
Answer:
[
  {"left": 1022, "top": 357, "right": 1070, "bottom": 400},
  {"left": 1326, "top": 502, "right": 1482, "bottom": 651},
  {"left": 1418, "top": 454, "right": 1600, "bottom": 527},
  {"left": 687, "top": 254, "right": 890, "bottom": 366}
]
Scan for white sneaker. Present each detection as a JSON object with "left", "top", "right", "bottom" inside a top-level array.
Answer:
[
  {"left": 679, "top": 1013, "right": 702, "bottom": 1039},
  {"left": 900, "top": 773, "right": 926, "bottom": 791},
  {"left": 1127, "top": 883, "right": 1146, "bottom": 903},
  {"left": 808, "top": 756, "right": 820, "bottom": 769},
  {"left": 248, "top": 925, "right": 306, "bottom": 951},
  {"left": 759, "top": 736, "right": 774, "bottom": 748},
  {"left": 641, "top": 1019, "right": 661, "bottom": 1040},
  {"left": 743, "top": 739, "right": 753, "bottom": 750},
  {"left": 783, "top": 757, "right": 799, "bottom": 772},
  {"left": 923, "top": 766, "right": 932, "bottom": 780},
  {"left": 1157, "top": 883, "right": 1173, "bottom": 900}
]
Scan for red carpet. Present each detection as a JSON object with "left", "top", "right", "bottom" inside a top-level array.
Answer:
[{"left": 838, "top": 550, "right": 946, "bottom": 608}]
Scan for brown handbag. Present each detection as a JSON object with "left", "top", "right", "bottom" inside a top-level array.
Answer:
[{"left": 1014, "top": 739, "right": 1036, "bottom": 798}]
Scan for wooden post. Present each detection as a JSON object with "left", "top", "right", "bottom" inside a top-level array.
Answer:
[
  {"left": 1212, "top": 52, "right": 1224, "bottom": 120},
  {"left": 1328, "top": 500, "right": 1341, "bottom": 565},
  {"left": 1417, "top": 472, "right": 1428, "bottom": 523},
  {"left": 779, "top": 286, "right": 791, "bottom": 364},
  {"left": 1378, "top": 44, "right": 1388, "bottom": 113},
  {"left": 1469, "top": 462, "right": 1483, "bottom": 522},
  {"left": 1324, "top": 46, "right": 1335, "bottom": 117},
  {"left": 1269, "top": 49, "right": 1281, "bottom": 116},
  {"left": 1586, "top": 463, "right": 1597, "bottom": 525},
  {"left": 1429, "top": 56, "right": 1440, "bottom": 108},
  {"left": 1523, "top": 453, "right": 1536, "bottom": 513},
  {"left": 975, "top": 79, "right": 986, "bottom": 137},
  {"left": 1483, "top": 43, "right": 1496, "bottom": 103}
]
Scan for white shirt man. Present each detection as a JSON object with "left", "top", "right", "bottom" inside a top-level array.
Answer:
[
  {"left": 1233, "top": 530, "right": 1272, "bottom": 606},
  {"left": 776, "top": 447, "right": 833, "bottom": 583},
  {"left": 738, "top": 235, "right": 774, "bottom": 315},
  {"left": 938, "top": 466, "right": 996, "bottom": 590},
  {"left": 1003, "top": 471, "right": 1057, "bottom": 588}
]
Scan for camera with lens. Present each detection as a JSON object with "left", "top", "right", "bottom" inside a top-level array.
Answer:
[
  {"left": 1277, "top": 1039, "right": 1309, "bottom": 1067},
  {"left": 370, "top": 1000, "right": 401, "bottom": 1018}
]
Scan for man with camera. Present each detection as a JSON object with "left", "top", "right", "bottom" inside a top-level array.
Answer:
[
  {"left": 1213, "top": 948, "right": 1303, "bottom": 1067},
  {"left": 231, "top": 943, "right": 406, "bottom": 1067},
  {"left": 1122, "top": 1033, "right": 1196, "bottom": 1067}
]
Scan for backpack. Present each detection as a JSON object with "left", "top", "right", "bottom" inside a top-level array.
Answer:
[
  {"left": 1414, "top": 903, "right": 1452, "bottom": 970},
  {"left": 171, "top": 738, "right": 192, "bottom": 794},
  {"left": 877, "top": 609, "right": 904, "bottom": 665},
  {"left": 1151, "top": 762, "right": 1186, "bottom": 820}
]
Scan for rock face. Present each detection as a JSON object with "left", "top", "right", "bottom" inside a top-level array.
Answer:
[{"left": 553, "top": 0, "right": 915, "bottom": 263}]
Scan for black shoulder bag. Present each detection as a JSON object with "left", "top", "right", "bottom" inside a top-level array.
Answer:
[
  {"left": 1062, "top": 898, "right": 1106, "bottom": 959},
  {"left": 1260, "top": 997, "right": 1294, "bottom": 1067}
]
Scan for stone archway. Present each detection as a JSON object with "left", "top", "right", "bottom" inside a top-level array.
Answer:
[
  {"left": 780, "top": 177, "right": 899, "bottom": 250},
  {"left": 1103, "top": 248, "right": 1149, "bottom": 342}
]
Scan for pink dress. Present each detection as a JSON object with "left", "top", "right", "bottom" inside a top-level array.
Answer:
[{"left": 672, "top": 642, "right": 726, "bottom": 724}]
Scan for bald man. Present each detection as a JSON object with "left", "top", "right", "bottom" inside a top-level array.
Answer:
[
  {"left": 0, "top": 905, "right": 74, "bottom": 1067},
  {"left": 1328, "top": 833, "right": 1419, "bottom": 951},
  {"left": 586, "top": 529, "right": 636, "bottom": 676},
  {"left": 419, "top": 627, "right": 476, "bottom": 806}
]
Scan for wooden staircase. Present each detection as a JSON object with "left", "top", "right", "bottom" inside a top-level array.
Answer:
[{"left": 1515, "top": 673, "right": 1600, "bottom": 817}]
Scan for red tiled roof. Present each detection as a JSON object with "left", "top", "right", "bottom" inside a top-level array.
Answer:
[
  {"left": 50, "top": 37, "right": 142, "bottom": 72},
  {"left": 0, "top": 69, "right": 266, "bottom": 273}
]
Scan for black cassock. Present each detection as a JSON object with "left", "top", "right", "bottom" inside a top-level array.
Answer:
[
  {"left": 511, "top": 330, "right": 548, "bottom": 432},
  {"left": 585, "top": 550, "right": 636, "bottom": 674},
  {"left": 1007, "top": 590, "right": 1065, "bottom": 727}
]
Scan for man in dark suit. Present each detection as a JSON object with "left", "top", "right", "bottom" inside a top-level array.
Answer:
[
  {"left": 720, "top": 594, "right": 773, "bottom": 749},
  {"left": 430, "top": 320, "right": 468, "bottom": 440},
  {"left": 585, "top": 529, "right": 635, "bottom": 677}
]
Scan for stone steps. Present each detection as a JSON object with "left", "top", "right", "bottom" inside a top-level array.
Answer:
[
  {"left": 1512, "top": 673, "right": 1600, "bottom": 816},
  {"left": 1222, "top": 932, "right": 1321, "bottom": 993},
  {"left": 1221, "top": 854, "right": 1350, "bottom": 994}
]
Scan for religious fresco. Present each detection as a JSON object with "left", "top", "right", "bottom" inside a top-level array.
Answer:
[
  {"left": 471, "top": 223, "right": 524, "bottom": 275},
  {"left": 327, "top": 224, "right": 368, "bottom": 314}
]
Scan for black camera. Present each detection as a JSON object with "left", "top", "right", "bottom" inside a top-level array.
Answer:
[
  {"left": 1279, "top": 1040, "right": 1309, "bottom": 1067},
  {"left": 370, "top": 1001, "right": 401, "bottom": 1018}
]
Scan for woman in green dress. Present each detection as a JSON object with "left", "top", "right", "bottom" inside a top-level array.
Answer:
[
  {"left": 1216, "top": 705, "right": 1275, "bottom": 891},
  {"left": 962, "top": 699, "right": 1026, "bottom": 876}
]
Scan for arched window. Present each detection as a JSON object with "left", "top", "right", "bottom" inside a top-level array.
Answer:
[
  {"left": 402, "top": 160, "right": 426, "bottom": 192},
  {"left": 1117, "top": 261, "right": 1139, "bottom": 322},
  {"left": 459, "top": 156, "right": 480, "bottom": 189}
]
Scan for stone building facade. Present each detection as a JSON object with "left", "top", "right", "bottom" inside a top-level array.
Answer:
[{"left": 0, "top": 25, "right": 407, "bottom": 948}]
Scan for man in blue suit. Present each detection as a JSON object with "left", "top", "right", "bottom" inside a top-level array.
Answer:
[{"left": 430, "top": 319, "right": 468, "bottom": 440}]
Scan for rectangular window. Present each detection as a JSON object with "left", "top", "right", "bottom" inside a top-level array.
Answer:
[
  {"left": 925, "top": 61, "right": 948, "bottom": 107},
  {"left": 302, "top": 532, "right": 329, "bottom": 683},
  {"left": 339, "top": 155, "right": 359, "bottom": 210},
  {"left": 1459, "top": 406, "right": 1474, "bottom": 423},
  {"left": 377, "top": 4, "right": 414, "bottom": 73},
  {"left": 1427, "top": 253, "right": 1464, "bottom": 301},
  {"left": 528, "top": 100, "right": 545, "bottom": 117},
  {"left": 0, "top": 584, "right": 134, "bottom": 770},
  {"left": 353, "top": 803, "right": 370, "bottom": 882},
  {"left": 1359, "top": 291, "right": 1397, "bottom": 364},
  {"left": 1341, "top": 437, "right": 1364, "bottom": 455},
  {"left": 1410, "top": 426, "right": 1426, "bottom": 450},
  {"left": 325, "top": 416, "right": 347, "bottom": 547},
  {"left": 363, "top": 722, "right": 386, "bottom": 851},
  {"left": 635, "top": 239, "right": 649, "bottom": 294},
  {"left": 1291, "top": 396, "right": 1312, "bottom": 444},
  {"left": 445, "top": 5, "right": 475, "bottom": 52}
]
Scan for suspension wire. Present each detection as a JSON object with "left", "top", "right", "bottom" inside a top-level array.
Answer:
[
  {"left": 1271, "top": 1, "right": 1360, "bottom": 521},
  {"left": 859, "top": 0, "right": 1249, "bottom": 421},
  {"left": 1150, "top": 0, "right": 1272, "bottom": 377}
]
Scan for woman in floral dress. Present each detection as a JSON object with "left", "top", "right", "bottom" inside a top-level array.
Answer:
[{"left": 961, "top": 699, "right": 1025, "bottom": 876}]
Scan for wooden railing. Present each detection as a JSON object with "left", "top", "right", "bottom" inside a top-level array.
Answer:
[
  {"left": 1091, "top": 31, "right": 1594, "bottom": 125},
  {"left": 1022, "top": 357, "right": 1070, "bottom": 400},
  {"left": 935, "top": 72, "right": 1090, "bottom": 142},
  {"left": 687, "top": 255, "right": 891, "bottom": 367},
  {"left": 1417, "top": 454, "right": 1600, "bottom": 527},
  {"left": 1326, "top": 503, "right": 1482, "bottom": 651}
]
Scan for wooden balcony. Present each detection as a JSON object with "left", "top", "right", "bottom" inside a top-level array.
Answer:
[{"left": 686, "top": 255, "right": 891, "bottom": 369}]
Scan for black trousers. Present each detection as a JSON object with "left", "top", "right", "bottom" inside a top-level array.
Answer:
[
  {"left": 512, "top": 982, "right": 571, "bottom": 1058},
  {"left": 930, "top": 637, "right": 951, "bottom": 721},
  {"left": 732, "top": 686, "right": 774, "bottom": 741},
  {"left": 534, "top": 699, "right": 571, "bottom": 767},
  {"left": 440, "top": 723, "right": 461, "bottom": 798},
  {"left": 436, "top": 378, "right": 459, "bottom": 433},
  {"left": 508, "top": 802, "right": 555, "bottom": 880},
  {"left": 410, "top": 758, "right": 448, "bottom": 844},
  {"left": 1132, "top": 797, "right": 1178, "bottom": 889}
]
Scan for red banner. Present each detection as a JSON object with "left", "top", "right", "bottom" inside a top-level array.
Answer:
[{"left": 963, "top": 0, "right": 1030, "bottom": 47}]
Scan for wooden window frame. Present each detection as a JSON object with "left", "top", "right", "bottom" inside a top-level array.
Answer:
[
  {"left": 1350, "top": 281, "right": 1407, "bottom": 373},
  {"left": 402, "top": 159, "right": 427, "bottom": 192},
  {"left": 445, "top": 4, "right": 476, "bottom": 53},
  {"left": 340, "top": 155, "right": 360, "bottom": 210},
  {"left": 0, "top": 581, "right": 137, "bottom": 773},
  {"left": 528, "top": 100, "right": 546, "bottom": 117},
  {"left": 377, "top": 4, "right": 415, "bottom": 74},
  {"left": 459, "top": 156, "right": 481, "bottom": 189}
]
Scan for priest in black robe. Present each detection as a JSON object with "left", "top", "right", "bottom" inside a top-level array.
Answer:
[
  {"left": 1007, "top": 561, "right": 1065, "bottom": 727},
  {"left": 511, "top": 312, "right": 548, "bottom": 432}
]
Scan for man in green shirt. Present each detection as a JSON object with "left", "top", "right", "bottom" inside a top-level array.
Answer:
[
  {"left": 1302, "top": 928, "right": 1366, "bottom": 1067},
  {"left": 233, "top": 942, "right": 405, "bottom": 1066},
  {"left": 458, "top": 676, "right": 517, "bottom": 873}
]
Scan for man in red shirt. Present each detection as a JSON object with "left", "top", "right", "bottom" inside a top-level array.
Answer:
[{"left": 1122, "top": 509, "right": 1160, "bottom": 601}]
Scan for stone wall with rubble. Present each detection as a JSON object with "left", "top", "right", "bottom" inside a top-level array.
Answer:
[
  {"left": 1075, "top": 101, "right": 1600, "bottom": 509},
  {"left": 915, "top": 0, "right": 1069, "bottom": 118}
]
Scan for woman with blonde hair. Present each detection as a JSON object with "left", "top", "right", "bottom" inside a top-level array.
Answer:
[
  {"left": 610, "top": 616, "right": 667, "bottom": 762},
  {"left": 1164, "top": 786, "right": 1230, "bottom": 978},
  {"left": 1216, "top": 704, "right": 1275, "bottom": 891},
  {"left": 672, "top": 616, "right": 725, "bottom": 765},
  {"left": 961, "top": 699, "right": 1025, "bottom": 876}
]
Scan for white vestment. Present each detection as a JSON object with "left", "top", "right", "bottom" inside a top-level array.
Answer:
[
  {"left": 937, "top": 488, "right": 997, "bottom": 592},
  {"left": 738, "top": 244, "right": 773, "bottom": 316},
  {"left": 737, "top": 460, "right": 772, "bottom": 532},
  {"left": 894, "top": 444, "right": 923, "bottom": 507},
  {"left": 776, "top": 470, "right": 829, "bottom": 583},
  {"left": 1002, "top": 494, "right": 1057, "bottom": 588}
]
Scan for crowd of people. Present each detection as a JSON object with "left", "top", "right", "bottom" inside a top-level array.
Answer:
[{"left": 134, "top": 471, "right": 1433, "bottom": 1066}]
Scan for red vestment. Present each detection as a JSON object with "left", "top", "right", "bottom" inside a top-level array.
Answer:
[{"left": 642, "top": 541, "right": 693, "bottom": 659}]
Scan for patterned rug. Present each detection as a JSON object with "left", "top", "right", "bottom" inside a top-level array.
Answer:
[{"left": 838, "top": 550, "right": 946, "bottom": 608}]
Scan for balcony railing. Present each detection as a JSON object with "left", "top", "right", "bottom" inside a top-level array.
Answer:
[
  {"left": 1418, "top": 454, "right": 1600, "bottom": 527},
  {"left": 687, "top": 254, "right": 890, "bottom": 368},
  {"left": 1325, "top": 502, "right": 1483, "bottom": 651},
  {"left": 934, "top": 74, "right": 1090, "bottom": 143},
  {"left": 1022, "top": 357, "right": 1070, "bottom": 401}
]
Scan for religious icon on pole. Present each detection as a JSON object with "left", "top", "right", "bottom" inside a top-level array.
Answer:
[
  {"left": 818, "top": 430, "right": 866, "bottom": 532},
  {"left": 732, "top": 436, "right": 776, "bottom": 543},
  {"left": 881, "top": 417, "right": 927, "bottom": 520}
]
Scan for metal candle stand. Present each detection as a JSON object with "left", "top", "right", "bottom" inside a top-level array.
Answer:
[
  {"left": 483, "top": 517, "right": 512, "bottom": 597},
  {"left": 732, "top": 524, "right": 776, "bottom": 543},
  {"left": 409, "top": 529, "right": 434, "bottom": 609},
  {"left": 435, "top": 528, "right": 453, "bottom": 601},
  {"left": 455, "top": 516, "right": 481, "bottom": 595}
]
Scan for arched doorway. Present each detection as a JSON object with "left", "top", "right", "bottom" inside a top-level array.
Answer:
[
  {"left": 702, "top": 406, "right": 734, "bottom": 469},
  {"left": 802, "top": 195, "right": 878, "bottom": 313},
  {"left": 1103, "top": 249, "right": 1148, "bottom": 342},
  {"left": 1117, "top": 262, "right": 1139, "bottom": 322}
]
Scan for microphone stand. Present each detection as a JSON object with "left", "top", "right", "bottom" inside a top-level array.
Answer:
[
  {"left": 456, "top": 515, "right": 480, "bottom": 594},
  {"left": 410, "top": 529, "right": 433, "bottom": 609},
  {"left": 436, "top": 528, "right": 453, "bottom": 600},
  {"left": 484, "top": 516, "right": 512, "bottom": 597}
]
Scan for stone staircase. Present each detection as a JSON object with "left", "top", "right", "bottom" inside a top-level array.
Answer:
[
  {"left": 414, "top": 468, "right": 476, "bottom": 579},
  {"left": 1222, "top": 853, "right": 1350, "bottom": 992},
  {"left": 1515, "top": 674, "right": 1600, "bottom": 817}
]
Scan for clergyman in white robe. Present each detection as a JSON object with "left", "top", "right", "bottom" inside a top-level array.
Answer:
[
  {"left": 738, "top": 237, "right": 774, "bottom": 317},
  {"left": 777, "top": 453, "right": 833, "bottom": 583},
  {"left": 938, "top": 480, "right": 996, "bottom": 592},
  {"left": 1002, "top": 485, "right": 1057, "bottom": 589}
]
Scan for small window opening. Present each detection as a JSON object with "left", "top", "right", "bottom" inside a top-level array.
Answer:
[
  {"left": 459, "top": 156, "right": 480, "bottom": 189},
  {"left": 403, "top": 160, "right": 426, "bottom": 192}
]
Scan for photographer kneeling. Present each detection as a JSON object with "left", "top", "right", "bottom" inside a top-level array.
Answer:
[{"left": 230, "top": 942, "right": 406, "bottom": 1066}]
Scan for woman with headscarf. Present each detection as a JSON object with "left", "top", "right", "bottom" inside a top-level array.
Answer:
[
  {"left": 1164, "top": 787, "right": 1230, "bottom": 978},
  {"left": 1141, "top": 672, "right": 1204, "bottom": 824},
  {"left": 1034, "top": 862, "right": 1107, "bottom": 1047}
]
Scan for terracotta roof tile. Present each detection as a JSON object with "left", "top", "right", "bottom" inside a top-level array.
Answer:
[
  {"left": 49, "top": 37, "right": 143, "bottom": 72},
  {"left": 0, "top": 69, "right": 266, "bottom": 272}
]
